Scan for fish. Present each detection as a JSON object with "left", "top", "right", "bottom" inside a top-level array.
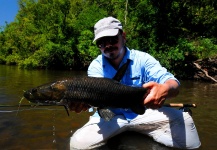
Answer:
[
  {"left": 23, "top": 77, "right": 147, "bottom": 120},
  {"left": 23, "top": 60, "right": 148, "bottom": 121}
]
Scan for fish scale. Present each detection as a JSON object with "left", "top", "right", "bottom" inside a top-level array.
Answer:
[{"left": 64, "top": 77, "right": 144, "bottom": 107}]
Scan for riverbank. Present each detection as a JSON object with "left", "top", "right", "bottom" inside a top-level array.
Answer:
[
  {"left": 190, "top": 58, "right": 217, "bottom": 83},
  {"left": 1, "top": 58, "right": 217, "bottom": 83}
]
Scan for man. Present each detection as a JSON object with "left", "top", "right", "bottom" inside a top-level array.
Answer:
[{"left": 70, "top": 16, "right": 201, "bottom": 149}]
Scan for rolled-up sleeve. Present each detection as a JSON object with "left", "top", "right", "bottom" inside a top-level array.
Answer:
[{"left": 142, "top": 53, "right": 180, "bottom": 85}]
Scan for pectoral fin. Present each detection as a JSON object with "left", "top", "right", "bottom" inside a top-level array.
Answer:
[
  {"left": 63, "top": 105, "right": 70, "bottom": 116},
  {"left": 97, "top": 108, "right": 115, "bottom": 121}
]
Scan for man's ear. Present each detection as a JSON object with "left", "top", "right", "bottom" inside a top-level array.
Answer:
[{"left": 122, "top": 32, "right": 126, "bottom": 44}]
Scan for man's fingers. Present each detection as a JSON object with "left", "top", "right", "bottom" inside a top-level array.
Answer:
[{"left": 142, "top": 81, "right": 155, "bottom": 88}]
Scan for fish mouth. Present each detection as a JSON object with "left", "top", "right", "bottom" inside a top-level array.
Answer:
[{"left": 23, "top": 91, "right": 33, "bottom": 101}]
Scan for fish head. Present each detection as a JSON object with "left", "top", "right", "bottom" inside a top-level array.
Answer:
[{"left": 24, "top": 81, "right": 67, "bottom": 104}]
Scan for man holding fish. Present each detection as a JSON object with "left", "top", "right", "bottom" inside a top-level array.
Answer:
[{"left": 69, "top": 17, "right": 201, "bottom": 149}]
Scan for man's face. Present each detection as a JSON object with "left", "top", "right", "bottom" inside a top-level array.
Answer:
[{"left": 96, "top": 32, "right": 126, "bottom": 60}]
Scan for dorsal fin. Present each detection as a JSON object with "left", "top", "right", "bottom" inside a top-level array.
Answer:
[{"left": 112, "top": 59, "right": 131, "bottom": 82}]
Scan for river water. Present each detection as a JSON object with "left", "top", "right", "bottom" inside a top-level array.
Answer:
[{"left": 0, "top": 64, "right": 216, "bottom": 150}]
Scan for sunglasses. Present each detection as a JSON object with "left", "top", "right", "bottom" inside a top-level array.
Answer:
[{"left": 96, "top": 35, "right": 119, "bottom": 48}]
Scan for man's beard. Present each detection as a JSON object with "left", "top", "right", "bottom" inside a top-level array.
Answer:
[
  {"left": 103, "top": 46, "right": 119, "bottom": 60},
  {"left": 104, "top": 46, "right": 118, "bottom": 53}
]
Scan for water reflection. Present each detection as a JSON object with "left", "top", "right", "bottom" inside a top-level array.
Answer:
[{"left": 0, "top": 65, "right": 217, "bottom": 149}]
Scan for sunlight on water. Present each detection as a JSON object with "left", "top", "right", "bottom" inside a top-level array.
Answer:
[
  {"left": 0, "top": 65, "right": 216, "bottom": 150},
  {"left": 52, "top": 110, "right": 57, "bottom": 144}
]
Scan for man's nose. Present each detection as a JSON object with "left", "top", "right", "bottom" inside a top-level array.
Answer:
[{"left": 104, "top": 41, "right": 112, "bottom": 48}]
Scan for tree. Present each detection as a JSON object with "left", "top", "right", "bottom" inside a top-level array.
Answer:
[{"left": 0, "top": 0, "right": 216, "bottom": 76}]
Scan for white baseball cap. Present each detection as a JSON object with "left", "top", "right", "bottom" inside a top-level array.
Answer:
[{"left": 93, "top": 16, "right": 123, "bottom": 42}]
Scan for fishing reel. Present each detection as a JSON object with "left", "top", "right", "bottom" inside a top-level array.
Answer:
[
  {"left": 164, "top": 103, "right": 196, "bottom": 116},
  {"left": 179, "top": 107, "right": 193, "bottom": 116}
]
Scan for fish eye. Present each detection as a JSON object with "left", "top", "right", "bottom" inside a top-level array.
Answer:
[
  {"left": 32, "top": 88, "right": 37, "bottom": 93},
  {"left": 50, "top": 85, "right": 57, "bottom": 90}
]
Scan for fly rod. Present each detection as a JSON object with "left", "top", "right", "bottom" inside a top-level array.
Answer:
[
  {"left": 0, "top": 103, "right": 197, "bottom": 108},
  {"left": 163, "top": 103, "right": 197, "bottom": 108},
  {"left": 0, "top": 104, "right": 65, "bottom": 107},
  {"left": 0, "top": 103, "right": 196, "bottom": 117}
]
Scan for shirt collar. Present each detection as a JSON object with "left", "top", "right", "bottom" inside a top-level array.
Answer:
[
  {"left": 123, "top": 47, "right": 134, "bottom": 62},
  {"left": 101, "top": 47, "right": 132, "bottom": 78}
]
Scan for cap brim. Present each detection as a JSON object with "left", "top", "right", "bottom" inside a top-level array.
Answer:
[{"left": 93, "top": 29, "right": 119, "bottom": 42}]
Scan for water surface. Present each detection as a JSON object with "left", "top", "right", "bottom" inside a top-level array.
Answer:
[{"left": 0, "top": 65, "right": 216, "bottom": 149}]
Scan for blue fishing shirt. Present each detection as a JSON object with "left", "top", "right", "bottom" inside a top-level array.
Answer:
[{"left": 87, "top": 47, "right": 179, "bottom": 121}]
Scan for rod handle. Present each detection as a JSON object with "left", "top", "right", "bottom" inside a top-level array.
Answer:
[{"left": 164, "top": 103, "right": 197, "bottom": 108}]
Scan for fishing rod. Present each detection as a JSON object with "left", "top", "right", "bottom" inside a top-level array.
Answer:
[
  {"left": 0, "top": 104, "right": 65, "bottom": 107},
  {"left": 163, "top": 103, "right": 197, "bottom": 108},
  {"left": 0, "top": 104, "right": 70, "bottom": 116},
  {"left": 0, "top": 103, "right": 196, "bottom": 117},
  {"left": 0, "top": 103, "right": 197, "bottom": 108}
]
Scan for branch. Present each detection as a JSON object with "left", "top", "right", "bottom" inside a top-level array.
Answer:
[
  {"left": 124, "top": 0, "right": 128, "bottom": 25},
  {"left": 193, "top": 62, "right": 217, "bottom": 83}
]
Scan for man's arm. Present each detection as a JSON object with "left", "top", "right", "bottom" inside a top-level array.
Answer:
[{"left": 142, "top": 79, "right": 179, "bottom": 109}]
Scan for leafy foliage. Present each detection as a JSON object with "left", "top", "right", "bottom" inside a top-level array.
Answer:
[{"left": 0, "top": 0, "right": 217, "bottom": 77}]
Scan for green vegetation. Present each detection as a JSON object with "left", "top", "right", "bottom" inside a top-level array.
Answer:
[{"left": 0, "top": 0, "right": 217, "bottom": 78}]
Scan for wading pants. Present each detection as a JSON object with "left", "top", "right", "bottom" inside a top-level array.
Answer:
[{"left": 70, "top": 107, "right": 201, "bottom": 149}]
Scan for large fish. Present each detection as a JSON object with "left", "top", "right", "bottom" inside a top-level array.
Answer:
[
  {"left": 24, "top": 77, "right": 147, "bottom": 120},
  {"left": 23, "top": 60, "right": 148, "bottom": 121}
]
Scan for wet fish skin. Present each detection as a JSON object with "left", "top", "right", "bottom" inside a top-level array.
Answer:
[{"left": 24, "top": 77, "right": 147, "bottom": 115}]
